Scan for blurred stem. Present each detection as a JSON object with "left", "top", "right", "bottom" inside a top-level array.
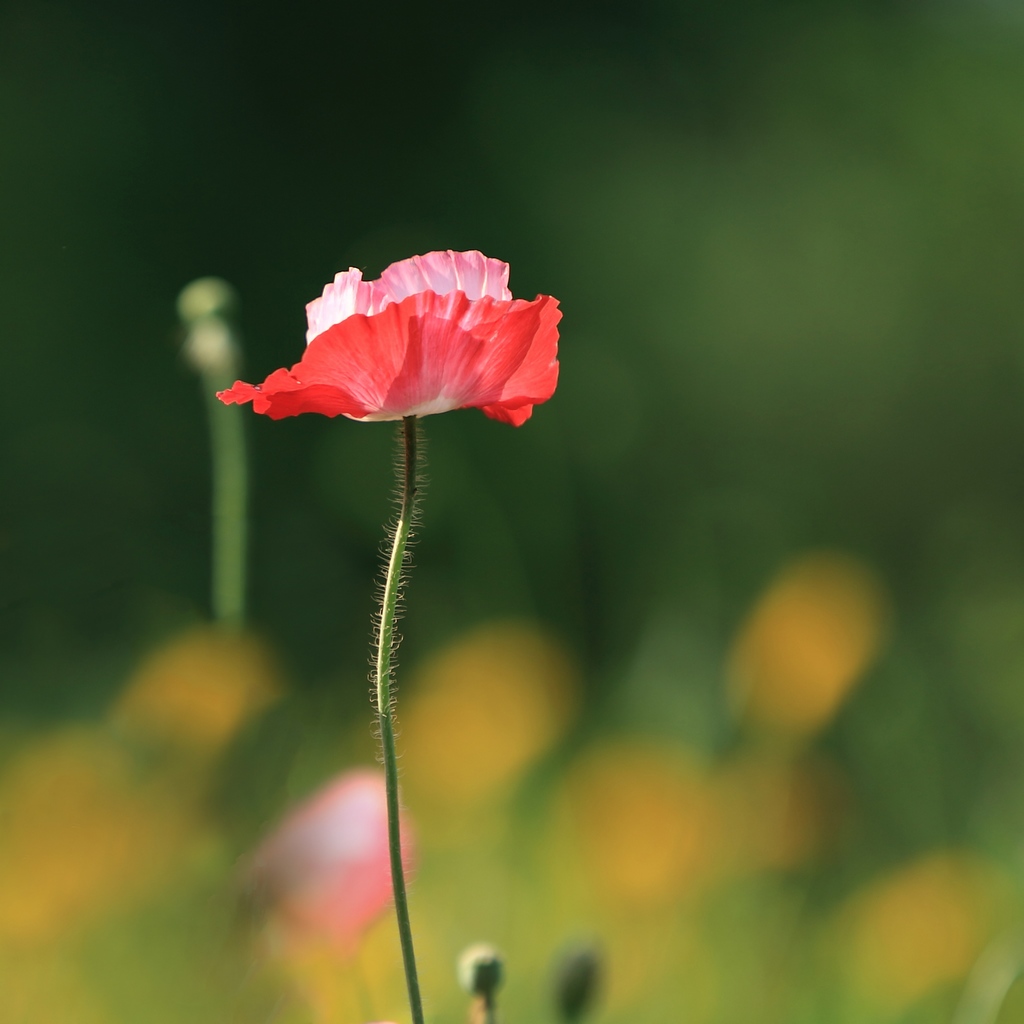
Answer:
[
  {"left": 179, "top": 278, "right": 248, "bottom": 630},
  {"left": 468, "top": 995, "right": 498, "bottom": 1024},
  {"left": 953, "top": 930, "right": 1024, "bottom": 1024},
  {"left": 375, "top": 415, "right": 424, "bottom": 1024},
  {"left": 204, "top": 366, "right": 248, "bottom": 629}
]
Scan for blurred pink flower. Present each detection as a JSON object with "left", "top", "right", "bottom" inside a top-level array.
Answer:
[{"left": 246, "top": 768, "right": 414, "bottom": 954}]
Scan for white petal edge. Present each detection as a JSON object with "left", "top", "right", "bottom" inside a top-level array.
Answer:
[
  {"left": 305, "top": 251, "right": 513, "bottom": 343},
  {"left": 379, "top": 250, "right": 512, "bottom": 304},
  {"left": 305, "top": 268, "right": 391, "bottom": 343}
]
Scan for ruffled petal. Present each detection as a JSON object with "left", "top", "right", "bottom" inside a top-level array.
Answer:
[
  {"left": 217, "top": 380, "right": 264, "bottom": 408},
  {"left": 479, "top": 401, "right": 536, "bottom": 426},
  {"left": 481, "top": 295, "right": 561, "bottom": 409},
  {"left": 305, "top": 268, "right": 391, "bottom": 343},
  {"left": 379, "top": 250, "right": 512, "bottom": 304},
  {"left": 372, "top": 291, "right": 558, "bottom": 420},
  {"left": 217, "top": 367, "right": 374, "bottom": 420},
  {"left": 465, "top": 296, "right": 561, "bottom": 424}
]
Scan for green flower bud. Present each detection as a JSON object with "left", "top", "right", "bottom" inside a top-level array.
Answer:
[
  {"left": 553, "top": 942, "right": 602, "bottom": 1023},
  {"left": 177, "top": 277, "right": 238, "bottom": 326},
  {"left": 458, "top": 943, "right": 504, "bottom": 1001}
]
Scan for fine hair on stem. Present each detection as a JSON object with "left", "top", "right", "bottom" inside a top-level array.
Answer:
[
  {"left": 371, "top": 417, "right": 426, "bottom": 714},
  {"left": 372, "top": 415, "right": 426, "bottom": 1024}
]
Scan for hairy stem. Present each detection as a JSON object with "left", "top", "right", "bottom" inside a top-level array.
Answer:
[{"left": 375, "top": 415, "right": 424, "bottom": 1024}]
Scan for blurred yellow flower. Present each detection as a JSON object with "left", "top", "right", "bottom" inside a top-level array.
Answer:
[
  {"left": 560, "top": 740, "right": 717, "bottom": 906},
  {"left": 0, "top": 728, "right": 194, "bottom": 944},
  {"left": 400, "top": 621, "right": 578, "bottom": 808},
  {"left": 838, "top": 852, "right": 1001, "bottom": 1012},
  {"left": 728, "top": 552, "right": 887, "bottom": 734},
  {"left": 110, "top": 626, "right": 281, "bottom": 752}
]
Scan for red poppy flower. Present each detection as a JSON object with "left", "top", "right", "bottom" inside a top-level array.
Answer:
[{"left": 218, "top": 250, "right": 561, "bottom": 426}]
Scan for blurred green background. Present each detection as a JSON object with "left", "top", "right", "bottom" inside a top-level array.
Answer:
[{"left": 5, "top": 0, "right": 1024, "bottom": 1021}]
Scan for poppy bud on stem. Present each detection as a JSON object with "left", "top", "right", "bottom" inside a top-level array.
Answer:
[
  {"left": 374, "top": 415, "right": 425, "bottom": 1024},
  {"left": 458, "top": 943, "right": 504, "bottom": 1024},
  {"left": 553, "top": 942, "right": 602, "bottom": 1024},
  {"left": 178, "top": 277, "right": 247, "bottom": 629}
]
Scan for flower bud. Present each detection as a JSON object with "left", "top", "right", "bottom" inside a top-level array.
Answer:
[
  {"left": 178, "top": 277, "right": 241, "bottom": 378},
  {"left": 553, "top": 942, "right": 602, "bottom": 1023},
  {"left": 177, "top": 276, "right": 238, "bottom": 326},
  {"left": 182, "top": 318, "right": 238, "bottom": 377},
  {"left": 458, "top": 943, "right": 504, "bottom": 1001}
]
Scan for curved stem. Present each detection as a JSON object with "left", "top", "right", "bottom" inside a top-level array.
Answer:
[{"left": 375, "top": 415, "right": 424, "bottom": 1024}]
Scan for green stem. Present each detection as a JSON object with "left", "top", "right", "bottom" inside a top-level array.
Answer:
[
  {"left": 204, "top": 369, "right": 248, "bottom": 629},
  {"left": 375, "top": 415, "right": 424, "bottom": 1024}
]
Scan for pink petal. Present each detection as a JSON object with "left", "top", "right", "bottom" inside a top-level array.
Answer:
[
  {"left": 379, "top": 250, "right": 511, "bottom": 304},
  {"left": 305, "top": 268, "right": 391, "bottom": 343}
]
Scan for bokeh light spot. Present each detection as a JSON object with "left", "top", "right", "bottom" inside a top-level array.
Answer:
[
  {"left": 729, "top": 552, "right": 887, "bottom": 734},
  {"left": 561, "top": 740, "right": 716, "bottom": 906},
  {"left": 401, "top": 621, "right": 579, "bottom": 808},
  {"left": 839, "top": 852, "right": 1000, "bottom": 1011},
  {"left": 0, "top": 729, "right": 193, "bottom": 944},
  {"left": 111, "top": 626, "right": 281, "bottom": 752}
]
